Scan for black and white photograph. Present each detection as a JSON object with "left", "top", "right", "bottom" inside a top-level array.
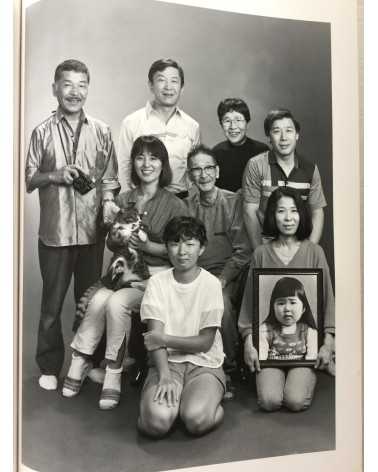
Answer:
[
  {"left": 252, "top": 269, "right": 324, "bottom": 368},
  {"left": 17, "top": 0, "right": 362, "bottom": 472}
]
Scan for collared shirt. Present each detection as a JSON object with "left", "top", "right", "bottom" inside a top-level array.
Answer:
[
  {"left": 25, "top": 108, "right": 120, "bottom": 247},
  {"left": 185, "top": 187, "right": 252, "bottom": 283},
  {"left": 115, "top": 187, "right": 188, "bottom": 267},
  {"left": 242, "top": 150, "right": 327, "bottom": 224},
  {"left": 118, "top": 101, "right": 200, "bottom": 193}
]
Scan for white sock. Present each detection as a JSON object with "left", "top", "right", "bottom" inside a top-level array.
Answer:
[
  {"left": 39, "top": 375, "right": 58, "bottom": 390},
  {"left": 67, "top": 353, "right": 89, "bottom": 380},
  {"left": 103, "top": 366, "right": 122, "bottom": 392}
]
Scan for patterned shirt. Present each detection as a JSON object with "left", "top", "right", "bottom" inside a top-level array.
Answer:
[
  {"left": 25, "top": 108, "right": 120, "bottom": 246},
  {"left": 118, "top": 101, "right": 200, "bottom": 193},
  {"left": 242, "top": 150, "right": 326, "bottom": 224},
  {"left": 259, "top": 322, "right": 318, "bottom": 361}
]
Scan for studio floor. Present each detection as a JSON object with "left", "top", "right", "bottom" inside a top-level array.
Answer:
[{"left": 21, "top": 286, "right": 335, "bottom": 472}]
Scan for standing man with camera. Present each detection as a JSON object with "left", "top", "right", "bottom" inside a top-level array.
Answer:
[{"left": 25, "top": 59, "right": 120, "bottom": 390}]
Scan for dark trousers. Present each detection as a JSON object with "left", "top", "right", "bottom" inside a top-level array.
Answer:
[{"left": 36, "top": 239, "right": 104, "bottom": 376}]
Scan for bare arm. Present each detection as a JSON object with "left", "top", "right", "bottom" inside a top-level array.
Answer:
[
  {"left": 309, "top": 208, "right": 324, "bottom": 244},
  {"left": 243, "top": 333, "right": 261, "bottom": 373},
  {"left": 144, "top": 326, "right": 217, "bottom": 354},
  {"left": 315, "top": 332, "right": 335, "bottom": 370},
  {"left": 243, "top": 202, "right": 262, "bottom": 250},
  {"left": 147, "top": 319, "right": 179, "bottom": 407},
  {"left": 128, "top": 233, "right": 168, "bottom": 257}
]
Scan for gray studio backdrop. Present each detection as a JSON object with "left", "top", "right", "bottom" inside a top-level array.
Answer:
[{"left": 23, "top": 0, "right": 334, "bottom": 339}]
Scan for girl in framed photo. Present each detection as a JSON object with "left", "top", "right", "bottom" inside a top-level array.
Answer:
[
  {"left": 260, "top": 277, "right": 318, "bottom": 362},
  {"left": 239, "top": 186, "right": 335, "bottom": 411}
]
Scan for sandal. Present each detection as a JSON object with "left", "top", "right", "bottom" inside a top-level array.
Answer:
[
  {"left": 99, "top": 389, "right": 121, "bottom": 410},
  {"left": 62, "top": 355, "right": 92, "bottom": 398},
  {"left": 99, "top": 366, "right": 122, "bottom": 410}
]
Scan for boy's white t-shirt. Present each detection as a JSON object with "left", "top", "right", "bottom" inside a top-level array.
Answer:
[{"left": 141, "top": 268, "right": 225, "bottom": 368}]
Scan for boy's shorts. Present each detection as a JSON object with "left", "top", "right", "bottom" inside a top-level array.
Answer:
[{"left": 142, "top": 362, "right": 226, "bottom": 394}]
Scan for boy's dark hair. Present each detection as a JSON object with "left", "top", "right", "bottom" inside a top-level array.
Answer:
[
  {"left": 148, "top": 59, "right": 184, "bottom": 86},
  {"left": 217, "top": 98, "right": 251, "bottom": 124},
  {"left": 130, "top": 135, "right": 172, "bottom": 188},
  {"left": 263, "top": 187, "right": 312, "bottom": 240},
  {"left": 54, "top": 59, "right": 90, "bottom": 83},
  {"left": 163, "top": 216, "right": 207, "bottom": 246},
  {"left": 187, "top": 145, "right": 218, "bottom": 167},
  {"left": 263, "top": 108, "right": 300, "bottom": 136},
  {"left": 264, "top": 277, "right": 317, "bottom": 330}
]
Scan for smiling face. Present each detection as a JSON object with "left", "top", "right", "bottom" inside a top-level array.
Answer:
[
  {"left": 149, "top": 66, "right": 183, "bottom": 108},
  {"left": 221, "top": 110, "right": 248, "bottom": 146},
  {"left": 52, "top": 70, "right": 88, "bottom": 119},
  {"left": 275, "top": 196, "right": 300, "bottom": 237},
  {"left": 273, "top": 295, "right": 305, "bottom": 327},
  {"left": 269, "top": 117, "right": 299, "bottom": 159},
  {"left": 133, "top": 150, "right": 163, "bottom": 185},
  {"left": 167, "top": 237, "right": 205, "bottom": 275},
  {"left": 188, "top": 152, "right": 219, "bottom": 194}
]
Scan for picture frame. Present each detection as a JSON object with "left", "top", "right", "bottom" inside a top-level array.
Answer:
[{"left": 252, "top": 268, "right": 324, "bottom": 368}]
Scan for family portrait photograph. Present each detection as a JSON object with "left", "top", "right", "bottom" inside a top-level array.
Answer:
[{"left": 15, "top": 0, "right": 362, "bottom": 471}]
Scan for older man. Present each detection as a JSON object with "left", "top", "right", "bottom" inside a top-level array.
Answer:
[
  {"left": 25, "top": 59, "right": 120, "bottom": 390},
  {"left": 118, "top": 58, "right": 200, "bottom": 198},
  {"left": 185, "top": 145, "right": 251, "bottom": 396}
]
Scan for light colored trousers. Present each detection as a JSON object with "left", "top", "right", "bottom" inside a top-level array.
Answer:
[
  {"left": 256, "top": 367, "right": 317, "bottom": 412},
  {"left": 71, "top": 287, "right": 144, "bottom": 361}
]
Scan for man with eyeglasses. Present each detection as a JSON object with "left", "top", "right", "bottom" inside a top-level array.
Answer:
[
  {"left": 118, "top": 58, "right": 200, "bottom": 198},
  {"left": 185, "top": 145, "right": 252, "bottom": 398},
  {"left": 213, "top": 98, "right": 268, "bottom": 192}
]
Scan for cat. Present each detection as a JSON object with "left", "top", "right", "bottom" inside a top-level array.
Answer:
[{"left": 73, "top": 206, "right": 150, "bottom": 331}]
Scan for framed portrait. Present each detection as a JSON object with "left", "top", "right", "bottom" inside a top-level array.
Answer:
[{"left": 252, "top": 268, "right": 324, "bottom": 368}]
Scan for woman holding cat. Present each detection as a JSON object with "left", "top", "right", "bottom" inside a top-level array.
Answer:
[{"left": 62, "top": 135, "right": 187, "bottom": 409}]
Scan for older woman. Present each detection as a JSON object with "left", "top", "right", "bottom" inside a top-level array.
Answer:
[
  {"left": 238, "top": 186, "right": 335, "bottom": 411},
  {"left": 62, "top": 135, "right": 187, "bottom": 408}
]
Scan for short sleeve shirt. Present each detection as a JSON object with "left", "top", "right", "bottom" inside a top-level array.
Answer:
[
  {"left": 141, "top": 268, "right": 224, "bottom": 368},
  {"left": 242, "top": 151, "right": 327, "bottom": 224}
]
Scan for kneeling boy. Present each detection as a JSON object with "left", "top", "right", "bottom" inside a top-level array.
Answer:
[{"left": 138, "top": 216, "right": 225, "bottom": 437}]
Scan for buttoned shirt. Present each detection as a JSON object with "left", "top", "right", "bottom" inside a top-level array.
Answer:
[
  {"left": 185, "top": 187, "right": 251, "bottom": 283},
  {"left": 25, "top": 108, "right": 120, "bottom": 247},
  {"left": 242, "top": 150, "right": 326, "bottom": 225},
  {"left": 118, "top": 101, "right": 200, "bottom": 193}
]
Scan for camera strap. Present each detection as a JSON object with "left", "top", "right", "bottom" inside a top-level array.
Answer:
[{"left": 57, "top": 117, "right": 84, "bottom": 166}]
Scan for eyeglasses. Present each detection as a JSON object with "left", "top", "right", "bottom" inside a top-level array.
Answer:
[
  {"left": 222, "top": 118, "right": 246, "bottom": 128},
  {"left": 189, "top": 165, "right": 217, "bottom": 177}
]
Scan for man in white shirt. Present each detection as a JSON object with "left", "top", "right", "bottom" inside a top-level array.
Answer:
[{"left": 118, "top": 59, "right": 200, "bottom": 198}]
